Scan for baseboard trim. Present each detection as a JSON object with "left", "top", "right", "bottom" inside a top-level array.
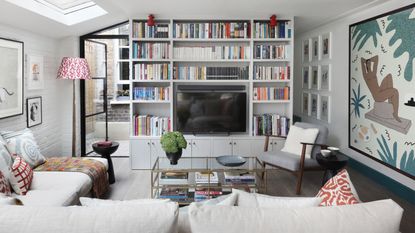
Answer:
[{"left": 347, "top": 157, "right": 415, "bottom": 204}]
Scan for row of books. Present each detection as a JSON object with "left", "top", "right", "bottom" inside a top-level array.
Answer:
[
  {"left": 173, "top": 66, "right": 249, "bottom": 80},
  {"left": 254, "top": 66, "right": 290, "bottom": 80},
  {"left": 194, "top": 188, "right": 223, "bottom": 202},
  {"left": 195, "top": 172, "right": 219, "bottom": 184},
  {"left": 132, "top": 87, "right": 170, "bottom": 100},
  {"left": 159, "top": 188, "right": 189, "bottom": 202},
  {"left": 132, "top": 42, "right": 170, "bottom": 59},
  {"left": 134, "top": 63, "right": 171, "bottom": 80},
  {"left": 254, "top": 21, "right": 292, "bottom": 39},
  {"left": 159, "top": 172, "right": 188, "bottom": 185},
  {"left": 132, "top": 22, "right": 169, "bottom": 38},
  {"left": 252, "top": 114, "right": 290, "bottom": 136},
  {"left": 174, "top": 46, "right": 251, "bottom": 60},
  {"left": 224, "top": 171, "right": 256, "bottom": 185},
  {"left": 133, "top": 115, "right": 170, "bottom": 136},
  {"left": 253, "top": 87, "right": 290, "bottom": 100},
  {"left": 173, "top": 22, "right": 250, "bottom": 39},
  {"left": 254, "top": 44, "right": 290, "bottom": 59}
]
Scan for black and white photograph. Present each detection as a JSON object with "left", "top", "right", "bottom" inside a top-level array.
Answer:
[
  {"left": 302, "top": 39, "right": 310, "bottom": 62},
  {"left": 302, "top": 92, "right": 310, "bottom": 115},
  {"left": 310, "top": 93, "right": 318, "bottom": 118},
  {"left": 311, "top": 37, "right": 319, "bottom": 61},
  {"left": 319, "top": 65, "right": 330, "bottom": 90},
  {"left": 0, "top": 38, "right": 23, "bottom": 119},
  {"left": 319, "top": 95, "right": 330, "bottom": 122},
  {"left": 320, "top": 33, "right": 331, "bottom": 59},
  {"left": 311, "top": 66, "right": 318, "bottom": 89},
  {"left": 26, "top": 96, "right": 42, "bottom": 128},
  {"left": 303, "top": 66, "right": 310, "bottom": 89}
]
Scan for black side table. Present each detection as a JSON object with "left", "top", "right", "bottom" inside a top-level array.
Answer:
[
  {"left": 316, "top": 152, "right": 349, "bottom": 186},
  {"left": 92, "top": 142, "right": 119, "bottom": 184}
]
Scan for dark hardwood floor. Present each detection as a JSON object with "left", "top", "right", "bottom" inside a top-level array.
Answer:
[{"left": 106, "top": 158, "right": 414, "bottom": 233}]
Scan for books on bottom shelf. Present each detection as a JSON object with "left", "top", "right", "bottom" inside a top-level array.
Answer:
[
  {"left": 159, "top": 188, "right": 190, "bottom": 202},
  {"left": 133, "top": 115, "right": 170, "bottom": 136},
  {"left": 194, "top": 187, "right": 225, "bottom": 202},
  {"left": 195, "top": 171, "right": 219, "bottom": 184},
  {"left": 159, "top": 172, "right": 189, "bottom": 185},
  {"left": 253, "top": 114, "right": 290, "bottom": 136},
  {"left": 224, "top": 171, "right": 256, "bottom": 185}
]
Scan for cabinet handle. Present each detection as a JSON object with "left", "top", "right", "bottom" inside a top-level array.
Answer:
[
  {"left": 152, "top": 142, "right": 155, "bottom": 145},
  {"left": 233, "top": 142, "right": 236, "bottom": 145},
  {"left": 229, "top": 142, "right": 232, "bottom": 145},
  {"left": 147, "top": 142, "right": 150, "bottom": 146},
  {"left": 188, "top": 142, "right": 191, "bottom": 146},
  {"left": 193, "top": 142, "right": 196, "bottom": 145}
]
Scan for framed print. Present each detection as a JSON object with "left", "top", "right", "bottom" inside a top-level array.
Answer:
[
  {"left": 319, "top": 95, "right": 331, "bottom": 122},
  {"left": 319, "top": 65, "right": 331, "bottom": 91},
  {"left": 302, "top": 66, "right": 310, "bottom": 89},
  {"left": 349, "top": 3, "right": 415, "bottom": 179},
  {"left": 320, "top": 33, "right": 332, "bottom": 59},
  {"left": 27, "top": 55, "right": 44, "bottom": 90},
  {"left": 0, "top": 38, "right": 24, "bottom": 119},
  {"left": 311, "top": 37, "right": 319, "bottom": 61},
  {"left": 311, "top": 66, "right": 318, "bottom": 89},
  {"left": 26, "top": 96, "right": 42, "bottom": 128},
  {"left": 303, "top": 39, "right": 310, "bottom": 62},
  {"left": 310, "top": 93, "right": 318, "bottom": 118},
  {"left": 302, "top": 92, "right": 310, "bottom": 115}
]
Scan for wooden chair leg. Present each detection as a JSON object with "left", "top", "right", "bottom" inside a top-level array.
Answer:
[{"left": 296, "top": 169, "right": 305, "bottom": 195}]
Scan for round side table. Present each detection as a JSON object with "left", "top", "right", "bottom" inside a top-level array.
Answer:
[
  {"left": 92, "top": 142, "right": 119, "bottom": 184},
  {"left": 316, "top": 152, "right": 349, "bottom": 186}
]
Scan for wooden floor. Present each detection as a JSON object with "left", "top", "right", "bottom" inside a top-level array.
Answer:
[{"left": 105, "top": 157, "right": 414, "bottom": 233}]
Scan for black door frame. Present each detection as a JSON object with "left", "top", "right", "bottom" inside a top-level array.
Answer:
[{"left": 79, "top": 21, "right": 129, "bottom": 156}]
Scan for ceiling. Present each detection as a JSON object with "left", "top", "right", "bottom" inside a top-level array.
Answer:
[{"left": 0, "top": 0, "right": 388, "bottom": 39}]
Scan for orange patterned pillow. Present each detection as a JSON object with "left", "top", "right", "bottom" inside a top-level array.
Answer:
[
  {"left": 316, "top": 169, "right": 359, "bottom": 206},
  {"left": 9, "top": 156, "right": 33, "bottom": 195}
]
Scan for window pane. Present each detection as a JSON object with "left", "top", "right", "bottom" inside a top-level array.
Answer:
[{"left": 85, "top": 79, "right": 104, "bottom": 115}]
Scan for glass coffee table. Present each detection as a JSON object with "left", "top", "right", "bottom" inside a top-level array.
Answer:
[{"left": 151, "top": 156, "right": 266, "bottom": 205}]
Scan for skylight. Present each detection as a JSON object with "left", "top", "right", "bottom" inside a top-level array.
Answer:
[{"left": 6, "top": 0, "right": 107, "bottom": 26}]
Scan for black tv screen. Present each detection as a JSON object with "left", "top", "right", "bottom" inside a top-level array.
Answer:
[{"left": 175, "top": 92, "right": 247, "bottom": 133}]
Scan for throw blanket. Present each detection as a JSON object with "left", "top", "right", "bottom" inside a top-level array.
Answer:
[{"left": 35, "top": 157, "right": 109, "bottom": 198}]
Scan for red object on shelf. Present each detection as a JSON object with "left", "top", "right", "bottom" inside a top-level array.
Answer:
[
  {"left": 270, "top": 15, "right": 277, "bottom": 27},
  {"left": 147, "top": 14, "right": 155, "bottom": 26},
  {"left": 97, "top": 141, "right": 113, "bottom": 147}
]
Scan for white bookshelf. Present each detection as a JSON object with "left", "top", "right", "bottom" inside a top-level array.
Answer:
[{"left": 128, "top": 18, "right": 294, "bottom": 169}]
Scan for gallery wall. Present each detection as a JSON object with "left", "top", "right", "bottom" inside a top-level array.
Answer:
[{"left": 294, "top": 0, "right": 415, "bottom": 189}]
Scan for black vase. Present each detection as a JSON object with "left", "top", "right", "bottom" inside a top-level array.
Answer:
[{"left": 165, "top": 148, "right": 182, "bottom": 165}]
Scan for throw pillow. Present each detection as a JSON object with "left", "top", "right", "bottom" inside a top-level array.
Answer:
[
  {"left": 316, "top": 169, "right": 360, "bottom": 206},
  {"left": 80, "top": 197, "right": 171, "bottom": 207},
  {"left": 0, "top": 136, "right": 13, "bottom": 181},
  {"left": 1, "top": 129, "right": 46, "bottom": 168},
  {"left": 281, "top": 125, "right": 319, "bottom": 158},
  {"left": 232, "top": 189, "right": 322, "bottom": 208},
  {"left": 0, "top": 171, "right": 11, "bottom": 196},
  {"left": 9, "top": 156, "right": 34, "bottom": 195}
]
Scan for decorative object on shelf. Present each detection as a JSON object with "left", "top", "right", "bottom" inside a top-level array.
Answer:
[
  {"left": 311, "top": 66, "right": 318, "bottom": 89},
  {"left": 349, "top": 3, "right": 415, "bottom": 179},
  {"left": 327, "top": 147, "right": 339, "bottom": 155},
  {"left": 160, "top": 131, "right": 187, "bottom": 165},
  {"left": 216, "top": 155, "right": 247, "bottom": 167},
  {"left": 320, "top": 33, "right": 332, "bottom": 60},
  {"left": 310, "top": 94, "right": 318, "bottom": 118},
  {"left": 302, "top": 92, "right": 310, "bottom": 115},
  {"left": 147, "top": 14, "right": 155, "bottom": 26},
  {"left": 318, "top": 95, "right": 330, "bottom": 122},
  {"left": 303, "top": 39, "right": 310, "bottom": 62},
  {"left": 57, "top": 57, "right": 91, "bottom": 157},
  {"left": 26, "top": 96, "right": 42, "bottom": 128},
  {"left": 302, "top": 66, "right": 310, "bottom": 89},
  {"left": 269, "top": 15, "right": 277, "bottom": 27},
  {"left": 311, "top": 37, "right": 319, "bottom": 61},
  {"left": 0, "top": 37, "right": 23, "bottom": 119},
  {"left": 319, "top": 65, "right": 330, "bottom": 91},
  {"left": 27, "top": 55, "right": 44, "bottom": 90}
]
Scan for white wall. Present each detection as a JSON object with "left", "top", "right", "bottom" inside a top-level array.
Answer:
[
  {"left": 294, "top": 0, "right": 415, "bottom": 189},
  {"left": 0, "top": 24, "right": 75, "bottom": 157}
]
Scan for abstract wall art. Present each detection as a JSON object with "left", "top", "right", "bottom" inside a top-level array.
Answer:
[{"left": 349, "top": 4, "right": 415, "bottom": 179}]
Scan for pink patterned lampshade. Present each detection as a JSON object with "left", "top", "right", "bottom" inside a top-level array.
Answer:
[{"left": 57, "top": 57, "right": 91, "bottom": 80}]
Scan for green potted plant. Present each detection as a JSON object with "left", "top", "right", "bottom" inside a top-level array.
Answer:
[{"left": 160, "top": 131, "right": 187, "bottom": 165}]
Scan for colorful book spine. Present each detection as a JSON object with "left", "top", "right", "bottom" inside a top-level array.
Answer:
[
  {"left": 254, "top": 44, "right": 290, "bottom": 59},
  {"left": 133, "top": 115, "right": 170, "bottom": 136},
  {"left": 132, "top": 42, "right": 170, "bottom": 59},
  {"left": 133, "top": 87, "right": 170, "bottom": 101},
  {"left": 132, "top": 22, "right": 169, "bottom": 38},
  {"left": 174, "top": 45, "right": 250, "bottom": 60},
  {"left": 134, "top": 63, "right": 171, "bottom": 80},
  {"left": 253, "top": 87, "right": 290, "bottom": 100},
  {"left": 254, "top": 66, "right": 290, "bottom": 80},
  {"left": 173, "top": 66, "right": 249, "bottom": 80},
  {"left": 173, "top": 22, "right": 250, "bottom": 39},
  {"left": 254, "top": 21, "right": 292, "bottom": 39},
  {"left": 252, "top": 114, "right": 289, "bottom": 136}
]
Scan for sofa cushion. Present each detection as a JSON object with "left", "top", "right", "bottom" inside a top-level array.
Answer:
[
  {"left": 80, "top": 197, "right": 170, "bottom": 206},
  {"left": 0, "top": 202, "right": 179, "bottom": 233},
  {"left": 10, "top": 156, "right": 33, "bottom": 195},
  {"left": 258, "top": 151, "right": 320, "bottom": 171},
  {"left": 1, "top": 129, "right": 46, "bottom": 168},
  {"left": 0, "top": 171, "right": 11, "bottom": 196},
  {"left": 189, "top": 199, "right": 403, "bottom": 233},
  {"left": 281, "top": 125, "right": 319, "bottom": 158},
  {"left": 13, "top": 189, "right": 78, "bottom": 206},
  {"left": 0, "top": 138, "right": 12, "bottom": 181}
]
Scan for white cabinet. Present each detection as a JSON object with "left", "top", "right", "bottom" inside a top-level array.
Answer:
[
  {"left": 232, "top": 139, "right": 251, "bottom": 157},
  {"left": 251, "top": 139, "right": 265, "bottom": 157},
  {"left": 212, "top": 139, "right": 251, "bottom": 157},
  {"left": 191, "top": 139, "right": 212, "bottom": 157},
  {"left": 269, "top": 139, "right": 285, "bottom": 152},
  {"left": 130, "top": 139, "right": 151, "bottom": 169}
]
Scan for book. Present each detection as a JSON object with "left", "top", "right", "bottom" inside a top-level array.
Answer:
[
  {"left": 133, "top": 87, "right": 170, "bottom": 101},
  {"left": 132, "top": 42, "right": 169, "bottom": 59},
  {"left": 132, "top": 22, "right": 169, "bottom": 38},
  {"left": 253, "top": 87, "right": 290, "bottom": 101},
  {"left": 173, "top": 22, "right": 250, "bottom": 39},
  {"left": 173, "top": 45, "right": 250, "bottom": 60},
  {"left": 195, "top": 171, "right": 219, "bottom": 184},
  {"left": 133, "top": 115, "right": 170, "bottom": 136},
  {"left": 173, "top": 65, "right": 249, "bottom": 80},
  {"left": 134, "top": 63, "right": 171, "bottom": 80},
  {"left": 254, "top": 65, "right": 290, "bottom": 80},
  {"left": 160, "top": 172, "right": 189, "bottom": 185},
  {"left": 253, "top": 114, "right": 290, "bottom": 136}
]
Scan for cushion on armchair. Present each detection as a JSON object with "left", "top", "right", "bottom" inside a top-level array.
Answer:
[
  {"left": 258, "top": 151, "right": 320, "bottom": 171},
  {"left": 281, "top": 125, "right": 319, "bottom": 158}
]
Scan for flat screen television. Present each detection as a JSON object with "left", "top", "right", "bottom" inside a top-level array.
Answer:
[{"left": 175, "top": 91, "right": 247, "bottom": 134}]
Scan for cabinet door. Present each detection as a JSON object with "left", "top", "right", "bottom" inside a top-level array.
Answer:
[
  {"left": 150, "top": 139, "right": 163, "bottom": 168},
  {"left": 130, "top": 139, "right": 151, "bottom": 169},
  {"left": 212, "top": 139, "right": 232, "bottom": 157},
  {"left": 270, "top": 139, "right": 285, "bottom": 152},
  {"left": 182, "top": 141, "right": 192, "bottom": 158},
  {"left": 232, "top": 139, "right": 251, "bottom": 157},
  {"left": 191, "top": 139, "right": 212, "bottom": 157},
  {"left": 250, "top": 139, "right": 266, "bottom": 157}
]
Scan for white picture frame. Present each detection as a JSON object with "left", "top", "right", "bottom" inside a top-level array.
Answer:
[
  {"left": 320, "top": 32, "right": 332, "bottom": 60},
  {"left": 318, "top": 95, "right": 331, "bottom": 122},
  {"left": 319, "top": 64, "right": 331, "bottom": 91},
  {"left": 302, "top": 66, "right": 310, "bottom": 89},
  {"left": 302, "top": 92, "right": 310, "bottom": 115},
  {"left": 27, "top": 55, "right": 44, "bottom": 90},
  {"left": 311, "top": 37, "right": 319, "bottom": 61},
  {"left": 311, "top": 66, "right": 319, "bottom": 90},
  {"left": 302, "top": 39, "right": 311, "bottom": 62},
  {"left": 310, "top": 93, "right": 318, "bottom": 118}
]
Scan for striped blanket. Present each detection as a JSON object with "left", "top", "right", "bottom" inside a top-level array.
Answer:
[{"left": 35, "top": 157, "right": 109, "bottom": 198}]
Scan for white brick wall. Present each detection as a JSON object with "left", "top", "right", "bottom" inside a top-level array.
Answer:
[{"left": 0, "top": 23, "right": 74, "bottom": 157}]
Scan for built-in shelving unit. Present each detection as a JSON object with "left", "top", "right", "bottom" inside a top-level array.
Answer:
[{"left": 128, "top": 18, "right": 294, "bottom": 169}]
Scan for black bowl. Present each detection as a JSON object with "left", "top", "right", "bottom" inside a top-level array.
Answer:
[{"left": 216, "top": 155, "right": 247, "bottom": 167}]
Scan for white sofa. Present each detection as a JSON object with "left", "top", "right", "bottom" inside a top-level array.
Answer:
[{"left": 12, "top": 157, "right": 108, "bottom": 206}]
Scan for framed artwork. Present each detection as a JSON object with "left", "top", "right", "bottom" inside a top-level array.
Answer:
[
  {"left": 303, "top": 39, "right": 310, "bottom": 62},
  {"left": 311, "top": 66, "right": 318, "bottom": 89},
  {"left": 27, "top": 55, "right": 44, "bottom": 90},
  {"left": 26, "top": 96, "right": 42, "bottom": 128},
  {"left": 0, "top": 38, "right": 24, "bottom": 119},
  {"left": 319, "top": 95, "right": 331, "bottom": 122},
  {"left": 349, "top": 3, "right": 415, "bottom": 179},
  {"left": 320, "top": 33, "right": 332, "bottom": 59},
  {"left": 319, "top": 65, "right": 331, "bottom": 91},
  {"left": 302, "top": 92, "right": 310, "bottom": 115},
  {"left": 302, "top": 66, "right": 310, "bottom": 89},
  {"left": 311, "top": 37, "right": 319, "bottom": 61},
  {"left": 310, "top": 93, "right": 318, "bottom": 118}
]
